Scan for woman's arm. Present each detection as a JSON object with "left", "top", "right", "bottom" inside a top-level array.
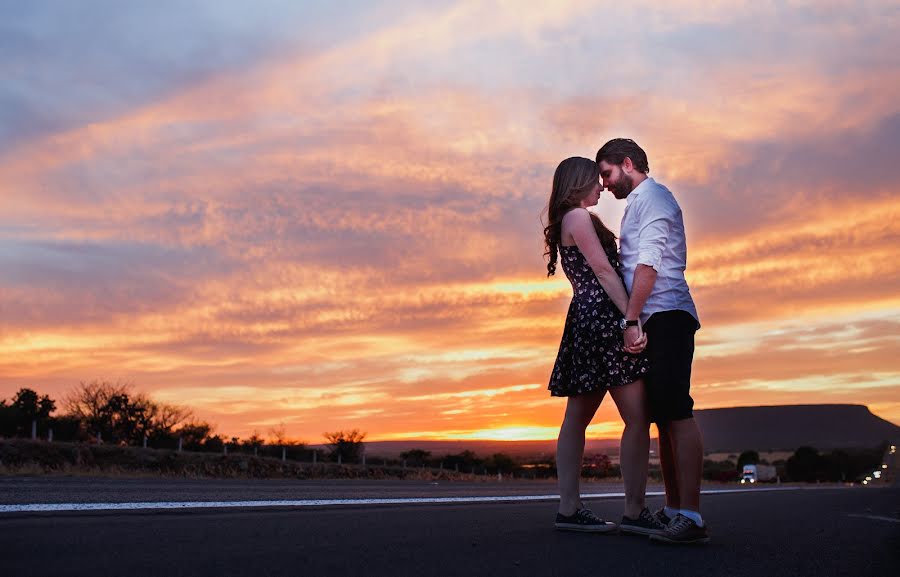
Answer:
[{"left": 562, "top": 208, "right": 630, "bottom": 315}]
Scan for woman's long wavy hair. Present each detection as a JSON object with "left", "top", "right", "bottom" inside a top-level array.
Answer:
[{"left": 542, "top": 157, "right": 618, "bottom": 277}]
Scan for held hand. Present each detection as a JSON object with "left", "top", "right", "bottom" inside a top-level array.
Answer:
[
  {"left": 623, "top": 325, "right": 647, "bottom": 355},
  {"left": 628, "top": 332, "right": 648, "bottom": 354},
  {"left": 623, "top": 325, "right": 640, "bottom": 348}
]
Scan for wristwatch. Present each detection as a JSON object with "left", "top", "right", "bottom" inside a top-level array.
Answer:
[{"left": 619, "top": 318, "right": 639, "bottom": 331}]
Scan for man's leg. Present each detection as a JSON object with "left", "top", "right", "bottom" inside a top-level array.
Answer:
[
  {"left": 646, "top": 312, "right": 709, "bottom": 543},
  {"left": 656, "top": 423, "right": 681, "bottom": 510},
  {"left": 667, "top": 417, "right": 704, "bottom": 512},
  {"left": 650, "top": 414, "right": 709, "bottom": 543},
  {"left": 644, "top": 310, "right": 706, "bottom": 539}
]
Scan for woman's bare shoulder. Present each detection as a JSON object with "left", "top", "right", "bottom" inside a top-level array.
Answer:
[
  {"left": 560, "top": 208, "right": 592, "bottom": 244},
  {"left": 561, "top": 207, "right": 591, "bottom": 223}
]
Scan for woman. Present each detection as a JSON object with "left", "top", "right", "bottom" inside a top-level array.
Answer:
[{"left": 544, "top": 156, "right": 665, "bottom": 535}]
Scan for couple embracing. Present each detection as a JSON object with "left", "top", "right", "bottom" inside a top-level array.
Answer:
[{"left": 544, "top": 139, "right": 708, "bottom": 545}]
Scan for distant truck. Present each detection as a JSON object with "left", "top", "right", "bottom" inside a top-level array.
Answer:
[{"left": 741, "top": 464, "right": 777, "bottom": 484}]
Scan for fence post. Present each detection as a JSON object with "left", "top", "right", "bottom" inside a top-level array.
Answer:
[
  {"left": 440, "top": 461, "right": 443, "bottom": 471},
  {"left": 455, "top": 463, "right": 459, "bottom": 472},
  {"left": 96, "top": 431, "right": 102, "bottom": 444},
  {"left": 337, "top": 453, "right": 342, "bottom": 465},
  {"left": 224, "top": 444, "right": 228, "bottom": 455},
  {"left": 31, "top": 420, "right": 37, "bottom": 440},
  {"left": 48, "top": 428, "right": 53, "bottom": 443},
  {"left": 143, "top": 436, "right": 148, "bottom": 449},
  {"left": 403, "top": 459, "right": 407, "bottom": 469},
  {"left": 282, "top": 447, "right": 286, "bottom": 462},
  {"left": 177, "top": 436, "right": 183, "bottom": 452},
  {"left": 254, "top": 446, "right": 258, "bottom": 457},
  {"left": 313, "top": 451, "right": 317, "bottom": 464},
  {"left": 362, "top": 453, "right": 366, "bottom": 467}
]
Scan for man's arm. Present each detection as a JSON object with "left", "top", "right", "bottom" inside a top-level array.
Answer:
[
  {"left": 625, "top": 264, "right": 657, "bottom": 322},
  {"left": 622, "top": 264, "right": 656, "bottom": 351},
  {"left": 623, "top": 191, "right": 674, "bottom": 351}
]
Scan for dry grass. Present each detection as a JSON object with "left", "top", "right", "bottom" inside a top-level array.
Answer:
[{"left": 0, "top": 439, "right": 491, "bottom": 481}]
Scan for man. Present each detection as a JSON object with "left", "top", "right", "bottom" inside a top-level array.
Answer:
[{"left": 596, "top": 138, "right": 709, "bottom": 545}]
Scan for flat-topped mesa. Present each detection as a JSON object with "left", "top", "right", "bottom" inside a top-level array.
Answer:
[{"left": 694, "top": 404, "right": 900, "bottom": 452}]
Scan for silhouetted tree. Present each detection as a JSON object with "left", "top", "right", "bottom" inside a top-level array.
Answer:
[
  {"left": 64, "top": 381, "right": 191, "bottom": 445},
  {"left": 817, "top": 446, "right": 882, "bottom": 482},
  {"left": 203, "top": 434, "right": 225, "bottom": 453},
  {"left": 786, "top": 446, "right": 824, "bottom": 482},
  {"left": 242, "top": 433, "right": 264, "bottom": 455},
  {"left": 704, "top": 459, "right": 739, "bottom": 482},
  {"left": 175, "top": 421, "right": 214, "bottom": 451},
  {"left": 267, "top": 424, "right": 308, "bottom": 459},
  {"left": 0, "top": 388, "right": 56, "bottom": 437},
  {"left": 50, "top": 414, "right": 83, "bottom": 441},
  {"left": 400, "top": 449, "right": 432, "bottom": 466},
  {"left": 737, "top": 450, "right": 760, "bottom": 469},
  {"left": 0, "top": 400, "right": 12, "bottom": 437},
  {"left": 441, "top": 450, "right": 482, "bottom": 473},
  {"left": 489, "top": 452, "right": 517, "bottom": 475},
  {"left": 324, "top": 429, "right": 366, "bottom": 463}
]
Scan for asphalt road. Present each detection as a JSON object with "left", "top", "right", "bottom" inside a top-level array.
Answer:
[
  {"left": 0, "top": 476, "right": 593, "bottom": 504},
  {"left": 1, "top": 480, "right": 897, "bottom": 577}
]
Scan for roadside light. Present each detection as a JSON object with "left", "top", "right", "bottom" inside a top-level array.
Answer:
[
  {"left": 863, "top": 480, "right": 868, "bottom": 485},
  {"left": 750, "top": 479, "right": 755, "bottom": 483},
  {"left": 883, "top": 464, "right": 888, "bottom": 469},
  {"left": 740, "top": 479, "right": 746, "bottom": 484},
  {"left": 866, "top": 476, "right": 872, "bottom": 481},
  {"left": 873, "top": 471, "right": 881, "bottom": 479}
]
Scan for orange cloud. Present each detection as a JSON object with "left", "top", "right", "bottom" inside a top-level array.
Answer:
[{"left": 2, "top": 0, "right": 899, "bottom": 442}]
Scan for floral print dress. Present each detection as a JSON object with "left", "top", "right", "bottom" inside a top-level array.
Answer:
[{"left": 548, "top": 244, "right": 650, "bottom": 396}]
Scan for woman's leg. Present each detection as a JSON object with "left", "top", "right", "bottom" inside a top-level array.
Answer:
[
  {"left": 557, "top": 389, "right": 606, "bottom": 515},
  {"left": 609, "top": 379, "right": 651, "bottom": 518}
]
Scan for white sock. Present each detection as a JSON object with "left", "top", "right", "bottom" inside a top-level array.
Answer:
[
  {"left": 664, "top": 506, "right": 680, "bottom": 518},
  {"left": 679, "top": 509, "right": 704, "bottom": 527}
]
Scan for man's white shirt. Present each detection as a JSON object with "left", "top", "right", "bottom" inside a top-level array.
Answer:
[{"left": 618, "top": 177, "right": 699, "bottom": 326}]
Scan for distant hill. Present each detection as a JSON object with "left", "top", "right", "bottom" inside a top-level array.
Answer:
[
  {"left": 695, "top": 404, "right": 900, "bottom": 452},
  {"left": 359, "top": 405, "right": 899, "bottom": 458}
]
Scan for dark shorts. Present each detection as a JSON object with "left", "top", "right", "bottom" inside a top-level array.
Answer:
[{"left": 643, "top": 310, "right": 700, "bottom": 424}]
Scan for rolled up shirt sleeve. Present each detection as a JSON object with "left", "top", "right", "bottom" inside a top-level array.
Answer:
[{"left": 637, "top": 197, "right": 676, "bottom": 271}]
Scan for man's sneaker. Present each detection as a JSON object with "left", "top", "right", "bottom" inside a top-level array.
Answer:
[
  {"left": 619, "top": 507, "right": 668, "bottom": 536},
  {"left": 654, "top": 507, "right": 673, "bottom": 527},
  {"left": 555, "top": 508, "right": 618, "bottom": 533},
  {"left": 649, "top": 514, "right": 710, "bottom": 545}
]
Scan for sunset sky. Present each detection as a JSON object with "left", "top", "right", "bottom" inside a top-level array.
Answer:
[{"left": 2, "top": 1, "right": 898, "bottom": 444}]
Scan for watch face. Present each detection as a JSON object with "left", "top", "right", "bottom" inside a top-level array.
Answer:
[{"left": 618, "top": 318, "right": 627, "bottom": 330}]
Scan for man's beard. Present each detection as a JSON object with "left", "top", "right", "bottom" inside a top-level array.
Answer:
[{"left": 611, "top": 173, "right": 634, "bottom": 198}]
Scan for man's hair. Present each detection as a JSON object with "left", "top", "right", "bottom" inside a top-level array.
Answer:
[{"left": 596, "top": 138, "right": 649, "bottom": 174}]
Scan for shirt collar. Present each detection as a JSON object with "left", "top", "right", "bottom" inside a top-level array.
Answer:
[{"left": 625, "top": 176, "right": 655, "bottom": 206}]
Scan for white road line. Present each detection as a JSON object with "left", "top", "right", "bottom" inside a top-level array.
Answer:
[
  {"left": 0, "top": 486, "right": 822, "bottom": 514},
  {"left": 847, "top": 514, "right": 900, "bottom": 524}
]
